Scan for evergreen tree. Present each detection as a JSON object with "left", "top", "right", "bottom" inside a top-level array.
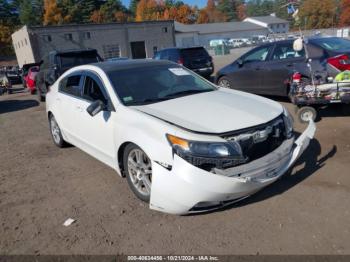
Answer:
[
  {"left": 19, "top": 0, "right": 43, "bottom": 26},
  {"left": 217, "top": 0, "right": 242, "bottom": 21},
  {"left": 129, "top": 0, "right": 140, "bottom": 16}
]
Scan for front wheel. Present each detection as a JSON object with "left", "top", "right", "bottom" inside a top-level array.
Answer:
[
  {"left": 123, "top": 144, "right": 152, "bottom": 202},
  {"left": 218, "top": 76, "right": 233, "bottom": 89},
  {"left": 49, "top": 115, "right": 67, "bottom": 148}
]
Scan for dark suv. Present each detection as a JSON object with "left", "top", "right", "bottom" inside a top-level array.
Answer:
[
  {"left": 154, "top": 47, "right": 214, "bottom": 78},
  {"left": 36, "top": 49, "right": 102, "bottom": 101}
]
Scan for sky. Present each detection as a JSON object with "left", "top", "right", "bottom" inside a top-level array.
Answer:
[{"left": 121, "top": 0, "right": 208, "bottom": 8}]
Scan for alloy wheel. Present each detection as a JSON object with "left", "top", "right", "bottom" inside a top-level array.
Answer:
[{"left": 127, "top": 148, "right": 152, "bottom": 197}]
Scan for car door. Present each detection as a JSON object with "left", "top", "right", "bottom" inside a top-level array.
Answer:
[
  {"left": 261, "top": 41, "right": 305, "bottom": 96},
  {"left": 57, "top": 72, "right": 84, "bottom": 141},
  {"left": 227, "top": 45, "right": 272, "bottom": 93},
  {"left": 73, "top": 71, "right": 116, "bottom": 168}
]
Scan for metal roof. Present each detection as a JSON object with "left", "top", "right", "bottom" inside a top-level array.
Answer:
[
  {"left": 247, "top": 16, "right": 289, "bottom": 25},
  {"left": 175, "top": 21, "right": 266, "bottom": 34}
]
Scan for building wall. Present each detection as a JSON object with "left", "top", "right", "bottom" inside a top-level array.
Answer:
[
  {"left": 11, "top": 26, "right": 36, "bottom": 67},
  {"left": 268, "top": 23, "right": 289, "bottom": 34},
  {"left": 175, "top": 32, "right": 200, "bottom": 47},
  {"left": 13, "top": 21, "right": 175, "bottom": 66}
]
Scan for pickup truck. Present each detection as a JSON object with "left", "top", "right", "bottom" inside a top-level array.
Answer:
[{"left": 35, "top": 49, "right": 103, "bottom": 101}]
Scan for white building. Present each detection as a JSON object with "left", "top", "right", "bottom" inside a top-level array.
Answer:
[
  {"left": 244, "top": 15, "right": 289, "bottom": 34},
  {"left": 175, "top": 15, "right": 289, "bottom": 48},
  {"left": 175, "top": 21, "right": 269, "bottom": 48}
]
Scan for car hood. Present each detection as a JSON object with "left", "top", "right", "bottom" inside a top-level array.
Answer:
[{"left": 132, "top": 89, "right": 284, "bottom": 134}]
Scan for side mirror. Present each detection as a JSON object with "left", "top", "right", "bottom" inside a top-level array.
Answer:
[
  {"left": 86, "top": 100, "right": 106, "bottom": 117},
  {"left": 237, "top": 59, "right": 244, "bottom": 67},
  {"left": 293, "top": 38, "right": 303, "bottom": 52}
]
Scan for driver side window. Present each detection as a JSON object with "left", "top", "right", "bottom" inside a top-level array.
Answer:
[
  {"left": 82, "top": 75, "right": 107, "bottom": 104},
  {"left": 243, "top": 46, "right": 270, "bottom": 63}
]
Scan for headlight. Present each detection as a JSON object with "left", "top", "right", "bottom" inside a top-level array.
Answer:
[
  {"left": 166, "top": 134, "right": 247, "bottom": 170},
  {"left": 283, "top": 107, "right": 294, "bottom": 138}
]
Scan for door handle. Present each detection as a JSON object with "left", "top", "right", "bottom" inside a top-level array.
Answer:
[
  {"left": 286, "top": 63, "right": 293, "bottom": 67},
  {"left": 76, "top": 106, "right": 83, "bottom": 112},
  {"left": 255, "top": 67, "right": 261, "bottom": 71}
]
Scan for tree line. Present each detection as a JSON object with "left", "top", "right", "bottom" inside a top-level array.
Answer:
[{"left": 1, "top": 0, "right": 350, "bottom": 56}]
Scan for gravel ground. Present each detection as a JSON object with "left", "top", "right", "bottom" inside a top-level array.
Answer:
[{"left": 0, "top": 71, "right": 350, "bottom": 255}]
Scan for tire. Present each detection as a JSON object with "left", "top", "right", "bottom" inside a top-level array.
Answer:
[
  {"left": 36, "top": 78, "right": 46, "bottom": 102},
  {"left": 123, "top": 144, "right": 152, "bottom": 203},
  {"left": 49, "top": 115, "right": 67, "bottom": 148},
  {"left": 297, "top": 106, "right": 317, "bottom": 124},
  {"left": 341, "top": 104, "right": 350, "bottom": 116},
  {"left": 218, "top": 76, "right": 233, "bottom": 89}
]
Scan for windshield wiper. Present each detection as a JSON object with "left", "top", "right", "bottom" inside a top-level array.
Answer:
[
  {"left": 127, "top": 97, "right": 171, "bottom": 106},
  {"left": 163, "top": 89, "right": 214, "bottom": 98}
]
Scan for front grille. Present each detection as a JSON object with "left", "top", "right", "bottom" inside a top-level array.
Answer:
[{"left": 222, "top": 115, "right": 287, "bottom": 165}]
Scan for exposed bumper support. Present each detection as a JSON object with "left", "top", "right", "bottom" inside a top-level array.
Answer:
[{"left": 150, "top": 121, "right": 316, "bottom": 215}]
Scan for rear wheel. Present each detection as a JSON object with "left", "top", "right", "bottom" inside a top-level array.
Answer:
[
  {"left": 36, "top": 79, "right": 46, "bottom": 102},
  {"left": 123, "top": 144, "right": 152, "bottom": 202},
  {"left": 218, "top": 76, "right": 233, "bottom": 89},
  {"left": 297, "top": 106, "right": 317, "bottom": 123}
]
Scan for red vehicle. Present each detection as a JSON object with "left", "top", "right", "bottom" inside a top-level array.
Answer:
[{"left": 23, "top": 66, "right": 39, "bottom": 94}]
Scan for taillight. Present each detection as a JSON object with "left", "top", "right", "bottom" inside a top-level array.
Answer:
[
  {"left": 327, "top": 54, "right": 350, "bottom": 71},
  {"left": 177, "top": 57, "right": 184, "bottom": 65},
  {"left": 292, "top": 72, "right": 302, "bottom": 83}
]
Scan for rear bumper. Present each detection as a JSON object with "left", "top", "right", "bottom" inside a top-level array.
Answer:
[
  {"left": 150, "top": 120, "right": 316, "bottom": 215},
  {"left": 192, "top": 67, "right": 214, "bottom": 76}
]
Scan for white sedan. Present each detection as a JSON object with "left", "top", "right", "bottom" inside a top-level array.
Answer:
[{"left": 46, "top": 60, "right": 316, "bottom": 215}]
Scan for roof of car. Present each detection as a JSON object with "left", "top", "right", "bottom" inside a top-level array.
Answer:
[
  {"left": 49, "top": 49, "right": 98, "bottom": 55},
  {"left": 93, "top": 59, "right": 174, "bottom": 73}
]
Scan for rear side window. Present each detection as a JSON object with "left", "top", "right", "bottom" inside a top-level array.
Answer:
[
  {"left": 312, "top": 37, "right": 350, "bottom": 52},
  {"left": 59, "top": 75, "right": 82, "bottom": 97},
  {"left": 59, "top": 53, "right": 99, "bottom": 68},
  {"left": 181, "top": 48, "right": 209, "bottom": 58},
  {"left": 272, "top": 43, "right": 305, "bottom": 60}
]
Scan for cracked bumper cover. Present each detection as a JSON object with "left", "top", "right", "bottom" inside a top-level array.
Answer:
[{"left": 150, "top": 120, "right": 316, "bottom": 215}]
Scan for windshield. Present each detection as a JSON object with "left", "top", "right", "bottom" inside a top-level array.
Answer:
[
  {"left": 108, "top": 65, "right": 216, "bottom": 106},
  {"left": 181, "top": 48, "right": 209, "bottom": 58},
  {"left": 312, "top": 37, "right": 350, "bottom": 51}
]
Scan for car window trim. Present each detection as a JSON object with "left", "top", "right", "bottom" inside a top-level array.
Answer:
[{"left": 81, "top": 70, "right": 116, "bottom": 112}]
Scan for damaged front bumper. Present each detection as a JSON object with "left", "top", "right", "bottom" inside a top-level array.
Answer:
[{"left": 150, "top": 120, "right": 316, "bottom": 215}]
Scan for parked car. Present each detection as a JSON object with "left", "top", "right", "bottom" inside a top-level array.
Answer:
[
  {"left": 23, "top": 66, "right": 40, "bottom": 94},
  {"left": 4, "top": 68, "right": 22, "bottom": 86},
  {"left": 153, "top": 47, "right": 214, "bottom": 78},
  {"left": 46, "top": 59, "right": 315, "bottom": 215},
  {"left": 36, "top": 49, "right": 103, "bottom": 101},
  {"left": 228, "top": 38, "right": 244, "bottom": 48},
  {"left": 216, "top": 37, "right": 350, "bottom": 97},
  {"left": 21, "top": 62, "right": 42, "bottom": 88}
]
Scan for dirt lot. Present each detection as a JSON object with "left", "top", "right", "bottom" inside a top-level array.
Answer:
[{"left": 1, "top": 78, "right": 350, "bottom": 255}]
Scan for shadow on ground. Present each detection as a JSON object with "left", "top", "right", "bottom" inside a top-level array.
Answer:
[{"left": 0, "top": 99, "right": 39, "bottom": 114}]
